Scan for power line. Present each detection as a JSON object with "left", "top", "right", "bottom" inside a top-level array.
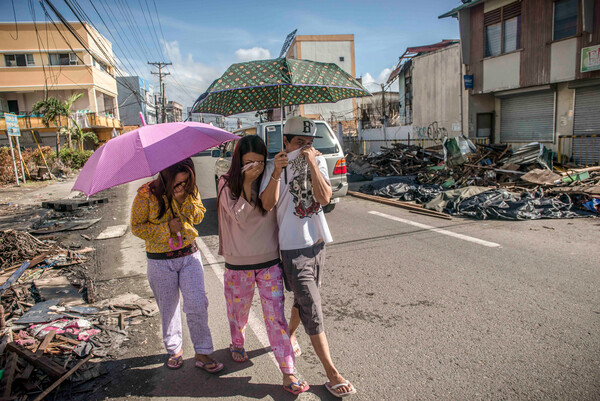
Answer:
[{"left": 138, "top": 0, "right": 164, "bottom": 61}]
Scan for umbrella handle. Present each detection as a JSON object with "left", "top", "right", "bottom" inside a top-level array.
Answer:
[{"left": 169, "top": 232, "right": 183, "bottom": 250}]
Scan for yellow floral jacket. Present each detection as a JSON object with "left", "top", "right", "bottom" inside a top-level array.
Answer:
[{"left": 130, "top": 182, "right": 206, "bottom": 253}]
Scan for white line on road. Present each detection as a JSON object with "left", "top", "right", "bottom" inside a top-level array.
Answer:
[
  {"left": 369, "top": 210, "right": 501, "bottom": 248},
  {"left": 195, "top": 237, "right": 281, "bottom": 370}
]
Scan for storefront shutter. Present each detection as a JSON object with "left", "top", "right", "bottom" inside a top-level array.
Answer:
[
  {"left": 572, "top": 86, "right": 600, "bottom": 164},
  {"left": 500, "top": 91, "right": 554, "bottom": 142}
]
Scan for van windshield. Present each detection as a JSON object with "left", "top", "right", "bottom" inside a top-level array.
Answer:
[{"left": 265, "top": 122, "right": 338, "bottom": 158}]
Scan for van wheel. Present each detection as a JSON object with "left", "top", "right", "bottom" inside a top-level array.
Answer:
[{"left": 323, "top": 203, "right": 335, "bottom": 213}]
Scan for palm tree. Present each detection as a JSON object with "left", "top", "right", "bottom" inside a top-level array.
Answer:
[{"left": 32, "top": 93, "right": 85, "bottom": 153}]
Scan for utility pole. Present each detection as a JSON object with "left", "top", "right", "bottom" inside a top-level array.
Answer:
[{"left": 148, "top": 61, "right": 171, "bottom": 123}]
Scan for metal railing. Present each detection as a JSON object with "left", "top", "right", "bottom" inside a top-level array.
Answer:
[
  {"left": 557, "top": 134, "right": 600, "bottom": 166},
  {"left": 347, "top": 137, "right": 489, "bottom": 155}
]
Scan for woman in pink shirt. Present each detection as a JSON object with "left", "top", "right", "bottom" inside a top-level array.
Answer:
[{"left": 217, "top": 135, "right": 309, "bottom": 395}]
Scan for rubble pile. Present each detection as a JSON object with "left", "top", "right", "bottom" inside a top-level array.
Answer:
[
  {"left": 347, "top": 137, "right": 600, "bottom": 220},
  {"left": 0, "top": 199, "right": 156, "bottom": 399}
]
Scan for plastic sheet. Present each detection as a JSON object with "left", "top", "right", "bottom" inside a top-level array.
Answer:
[
  {"left": 452, "top": 188, "right": 589, "bottom": 220},
  {"left": 359, "top": 177, "right": 441, "bottom": 203}
]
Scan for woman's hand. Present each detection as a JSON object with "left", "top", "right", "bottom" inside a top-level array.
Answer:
[
  {"left": 169, "top": 217, "right": 182, "bottom": 234},
  {"left": 173, "top": 182, "right": 187, "bottom": 204},
  {"left": 273, "top": 151, "right": 289, "bottom": 178},
  {"left": 243, "top": 162, "right": 263, "bottom": 184}
]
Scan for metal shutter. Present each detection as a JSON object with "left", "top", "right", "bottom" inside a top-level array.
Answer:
[
  {"left": 500, "top": 91, "right": 554, "bottom": 142},
  {"left": 572, "top": 86, "right": 600, "bottom": 164}
]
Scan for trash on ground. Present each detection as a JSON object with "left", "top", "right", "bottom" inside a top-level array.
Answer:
[{"left": 347, "top": 141, "right": 600, "bottom": 220}]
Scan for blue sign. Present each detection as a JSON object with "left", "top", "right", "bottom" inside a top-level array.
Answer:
[
  {"left": 5, "top": 113, "right": 21, "bottom": 137},
  {"left": 464, "top": 75, "right": 474, "bottom": 89}
]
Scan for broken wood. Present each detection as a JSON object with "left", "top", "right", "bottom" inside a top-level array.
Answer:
[
  {"left": 32, "top": 354, "right": 93, "bottom": 401},
  {"left": 1, "top": 352, "right": 18, "bottom": 397},
  {"left": 55, "top": 335, "right": 81, "bottom": 346},
  {"left": 6, "top": 342, "right": 67, "bottom": 379},
  {"left": 348, "top": 191, "right": 452, "bottom": 220},
  {"left": 0, "top": 262, "right": 30, "bottom": 297}
]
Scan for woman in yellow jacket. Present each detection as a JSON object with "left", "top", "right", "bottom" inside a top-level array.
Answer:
[{"left": 131, "top": 158, "right": 223, "bottom": 372}]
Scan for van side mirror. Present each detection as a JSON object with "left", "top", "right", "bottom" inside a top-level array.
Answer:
[{"left": 211, "top": 149, "right": 221, "bottom": 158}]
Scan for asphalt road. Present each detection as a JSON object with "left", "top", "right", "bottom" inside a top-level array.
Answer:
[{"left": 96, "top": 155, "right": 600, "bottom": 401}]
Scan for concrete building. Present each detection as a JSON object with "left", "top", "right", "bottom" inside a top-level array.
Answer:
[
  {"left": 0, "top": 22, "right": 122, "bottom": 146},
  {"left": 387, "top": 40, "right": 466, "bottom": 140},
  {"left": 166, "top": 101, "right": 183, "bottom": 123},
  {"left": 117, "top": 76, "right": 156, "bottom": 126},
  {"left": 284, "top": 34, "right": 358, "bottom": 133},
  {"left": 440, "top": 0, "right": 600, "bottom": 164}
]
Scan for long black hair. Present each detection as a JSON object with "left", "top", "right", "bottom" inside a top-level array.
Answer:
[
  {"left": 220, "top": 135, "right": 268, "bottom": 214},
  {"left": 149, "top": 158, "right": 198, "bottom": 219}
]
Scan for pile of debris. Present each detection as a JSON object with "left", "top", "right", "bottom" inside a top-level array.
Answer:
[
  {"left": 347, "top": 137, "right": 600, "bottom": 220},
  {"left": 0, "top": 197, "right": 155, "bottom": 399}
]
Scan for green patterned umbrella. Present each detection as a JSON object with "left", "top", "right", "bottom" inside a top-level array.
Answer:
[{"left": 191, "top": 57, "right": 371, "bottom": 116}]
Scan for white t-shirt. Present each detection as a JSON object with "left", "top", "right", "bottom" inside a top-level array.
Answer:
[{"left": 260, "top": 148, "right": 333, "bottom": 251}]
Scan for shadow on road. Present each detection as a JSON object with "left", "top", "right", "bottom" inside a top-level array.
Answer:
[{"left": 80, "top": 347, "right": 334, "bottom": 400}]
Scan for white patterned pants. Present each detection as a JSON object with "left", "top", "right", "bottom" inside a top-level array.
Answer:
[{"left": 147, "top": 251, "right": 214, "bottom": 355}]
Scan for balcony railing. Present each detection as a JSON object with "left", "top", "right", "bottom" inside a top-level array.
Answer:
[{"left": 0, "top": 111, "right": 121, "bottom": 131}]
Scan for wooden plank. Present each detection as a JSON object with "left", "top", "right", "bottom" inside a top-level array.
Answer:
[
  {"left": 469, "top": 3, "right": 484, "bottom": 93},
  {"left": 55, "top": 335, "right": 81, "bottom": 346},
  {"left": 21, "top": 331, "right": 57, "bottom": 381},
  {"left": 6, "top": 342, "right": 67, "bottom": 379},
  {"left": 348, "top": 191, "right": 452, "bottom": 219},
  {"left": 1, "top": 352, "right": 18, "bottom": 397},
  {"left": 409, "top": 209, "right": 453, "bottom": 220},
  {"left": 33, "top": 276, "right": 83, "bottom": 306},
  {"left": 519, "top": 0, "right": 552, "bottom": 87},
  {"left": 0, "top": 262, "right": 30, "bottom": 297},
  {"left": 32, "top": 354, "right": 93, "bottom": 401}
]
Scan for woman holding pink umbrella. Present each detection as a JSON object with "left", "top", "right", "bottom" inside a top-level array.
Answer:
[{"left": 131, "top": 157, "right": 223, "bottom": 372}]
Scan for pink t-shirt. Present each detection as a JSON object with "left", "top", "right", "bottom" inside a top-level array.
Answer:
[{"left": 217, "top": 176, "right": 280, "bottom": 266}]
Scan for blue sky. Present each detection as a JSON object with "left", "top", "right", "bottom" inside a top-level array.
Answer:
[{"left": 3, "top": 0, "right": 460, "bottom": 107}]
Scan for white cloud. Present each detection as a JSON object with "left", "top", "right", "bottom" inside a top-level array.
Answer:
[
  {"left": 362, "top": 67, "right": 399, "bottom": 93},
  {"left": 234, "top": 47, "right": 271, "bottom": 62},
  {"left": 161, "top": 40, "right": 222, "bottom": 107}
]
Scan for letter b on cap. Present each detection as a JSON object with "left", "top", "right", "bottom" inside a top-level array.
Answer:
[{"left": 303, "top": 120, "right": 313, "bottom": 134}]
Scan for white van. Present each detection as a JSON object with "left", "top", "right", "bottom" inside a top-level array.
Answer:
[{"left": 212, "top": 120, "right": 348, "bottom": 212}]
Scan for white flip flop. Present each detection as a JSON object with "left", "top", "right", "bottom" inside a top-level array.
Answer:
[{"left": 325, "top": 380, "right": 357, "bottom": 398}]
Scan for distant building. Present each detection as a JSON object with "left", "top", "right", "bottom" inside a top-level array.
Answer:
[
  {"left": 187, "top": 107, "right": 255, "bottom": 132},
  {"left": 387, "top": 40, "right": 465, "bottom": 138},
  {"left": 285, "top": 34, "right": 358, "bottom": 134},
  {"left": 357, "top": 90, "right": 400, "bottom": 129},
  {"left": 0, "top": 21, "right": 122, "bottom": 147},
  {"left": 166, "top": 101, "right": 183, "bottom": 123},
  {"left": 440, "top": 0, "right": 600, "bottom": 163},
  {"left": 117, "top": 76, "right": 157, "bottom": 126}
]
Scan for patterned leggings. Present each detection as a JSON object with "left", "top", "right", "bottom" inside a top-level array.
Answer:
[{"left": 224, "top": 264, "right": 294, "bottom": 374}]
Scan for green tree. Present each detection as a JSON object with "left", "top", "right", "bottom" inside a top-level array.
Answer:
[{"left": 32, "top": 93, "right": 86, "bottom": 153}]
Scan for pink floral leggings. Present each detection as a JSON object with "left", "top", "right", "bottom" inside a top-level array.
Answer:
[{"left": 224, "top": 264, "right": 294, "bottom": 374}]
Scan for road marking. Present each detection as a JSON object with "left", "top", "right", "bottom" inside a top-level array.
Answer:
[
  {"left": 196, "top": 237, "right": 281, "bottom": 370},
  {"left": 369, "top": 210, "right": 501, "bottom": 248}
]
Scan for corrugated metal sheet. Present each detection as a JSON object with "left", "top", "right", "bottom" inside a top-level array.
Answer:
[
  {"left": 573, "top": 86, "right": 600, "bottom": 164},
  {"left": 500, "top": 91, "right": 554, "bottom": 142}
]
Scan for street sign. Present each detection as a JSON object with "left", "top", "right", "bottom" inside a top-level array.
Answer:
[
  {"left": 581, "top": 44, "right": 600, "bottom": 73},
  {"left": 5, "top": 112, "right": 21, "bottom": 137},
  {"left": 464, "top": 75, "right": 474, "bottom": 89}
]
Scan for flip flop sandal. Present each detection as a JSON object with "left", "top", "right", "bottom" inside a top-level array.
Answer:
[
  {"left": 325, "top": 380, "right": 357, "bottom": 398},
  {"left": 195, "top": 359, "right": 224, "bottom": 373},
  {"left": 292, "top": 341, "right": 302, "bottom": 357},
  {"left": 166, "top": 354, "right": 183, "bottom": 370},
  {"left": 229, "top": 344, "right": 249, "bottom": 363},
  {"left": 283, "top": 380, "right": 310, "bottom": 395}
]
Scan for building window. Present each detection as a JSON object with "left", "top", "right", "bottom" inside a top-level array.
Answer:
[
  {"left": 49, "top": 53, "right": 78, "bottom": 66},
  {"left": 554, "top": 0, "right": 578, "bottom": 40},
  {"left": 484, "top": 1, "right": 521, "bottom": 57},
  {"left": 339, "top": 56, "right": 345, "bottom": 62},
  {"left": 4, "top": 54, "right": 35, "bottom": 67}
]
